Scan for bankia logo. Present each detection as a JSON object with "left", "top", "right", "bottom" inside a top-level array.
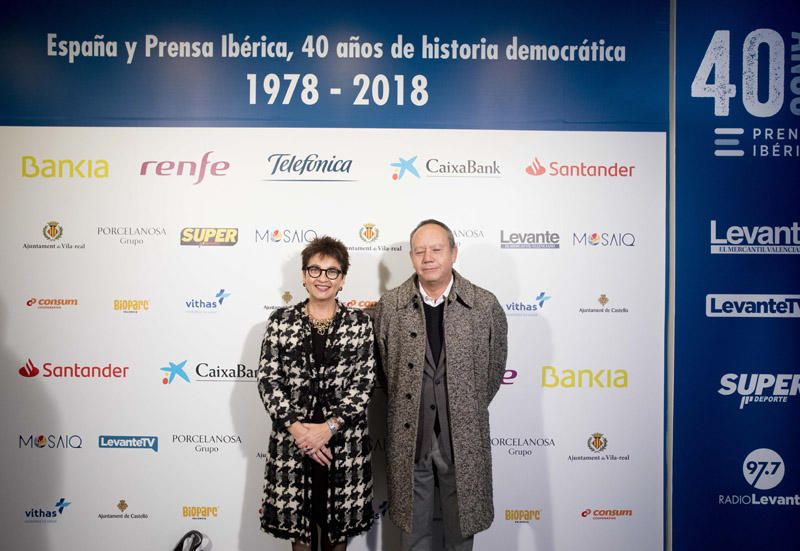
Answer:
[
  {"left": 139, "top": 151, "right": 230, "bottom": 185},
  {"left": 500, "top": 230, "right": 560, "bottom": 250},
  {"left": 573, "top": 232, "right": 636, "bottom": 247},
  {"left": 264, "top": 153, "right": 354, "bottom": 181},
  {"left": 504, "top": 292, "right": 551, "bottom": 316},
  {"left": 390, "top": 156, "right": 419, "bottom": 180},
  {"left": 718, "top": 373, "right": 799, "bottom": 409},
  {"left": 710, "top": 220, "right": 800, "bottom": 254},
  {"left": 255, "top": 227, "right": 317, "bottom": 245},
  {"left": 180, "top": 227, "right": 238, "bottom": 246},
  {"left": 24, "top": 498, "right": 71, "bottom": 523},
  {"left": 19, "top": 434, "right": 83, "bottom": 449},
  {"left": 185, "top": 289, "right": 231, "bottom": 313},
  {"left": 18, "top": 358, "right": 129, "bottom": 379},
  {"left": 160, "top": 360, "right": 256, "bottom": 384},
  {"left": 98, "top": 435, "right": 159, "bottom": 452},
  {"left": 540, "top": 366, "right": 628, "bottom": 389},
  {"left": 719, "top": 448, "right": 798, "bottom": 507},
  {"left": 523, "top": 154, "right": 635, "bottom": 178},
  {"left": 706, "top": 295, "right": 800, "bottom": 318},
  {"left": 22, "top": 155, "right": 109, "bottom": 179},
  {"left": 26, "top": 297, "right": 78, "bottom": 310}
]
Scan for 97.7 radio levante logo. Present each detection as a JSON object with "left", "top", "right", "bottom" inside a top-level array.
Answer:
[
  {"left": 691, "top": 29, "right": 799, "bottom": 158},
  {"left": 718, "top": 448, "right": 798, "bottom": 507}
]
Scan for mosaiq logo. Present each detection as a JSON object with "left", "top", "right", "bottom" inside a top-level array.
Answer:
[
  {"left": 718, "top": 373, "right": 800, "bottom": 409},
  {"left": 572, "top": 231, "right": 636, "bottom": 247},
  {"left": 139, "top": 151, "right": 230, "bottom": 185},
  {"left": 265, "top": 153, "right": 354, "bottom": 181},
  {"left": 255, "top": 227, "right": 317, "bottom": 244},
  {"left": 19, "top": 434, "right": 83, "bottom": 449}
]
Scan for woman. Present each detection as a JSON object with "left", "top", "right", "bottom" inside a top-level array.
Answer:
[{"left": 258, "top": 236, "right": 375, "bottom": 551}]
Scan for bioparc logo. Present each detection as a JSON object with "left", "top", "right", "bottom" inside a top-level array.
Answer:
[
  {"left": 255, "top": 227, "right": 318, "bottom": 245},
  {"left": 568, "top": 432, "right": 631, "bottom": 463},
  {"left": 139, "top": 151, "right": 230, "bottom": 185},
  {"left": 23, "top": 221, "right": 86, "bottom": 250},
  {"left": 180, "top": 227, "right": 238, "bottom": 246},
  {"left": 709, "top": 220, "right": 800, "bottom": 254},
  {"left": 182, "top": 506, "right": 219, "bottom": 520},
  {"left": 185, "top": 289, "right": 231, "bottom": 313},
  {"left": 504, "top": 509, "right": 542, "bottom": 523},
  {"left": 719, "top": 448, "right": 798, "bottom": 507},
  {"left": 264, "top": 153, "right": 354, "bottom": 182},
  {"left": 580, "top": 507, "right": 633, "bottom": 520},
  {"left": 524, "top": 155, "right": 635, "bottom": 178},
  {"left": 504, "top": 292, "right": 551, "bottom": 316},
  {"left": 26, "top": 297, "right": 78, "bottom": 310},
  {"left": 24, "top": 498, "right": 71, "bottom": 523},
  {"left": 706, "top": 295, "right": 800, "bottom": 318},
  {"left": 114, "top": 299, "right": 150, "bottom": 314},
  {"left": 18, "top": 358, "right": 129, "bottom": 379},
  {"left": 19, "top": 434, "right": 83, "bottom": 449},
  {"left": 572, "top": 232, "right": 636, "bottom": 247},
  {"left": 718, "top": 373, "right": 799, "bottom": 410},
  {"left": 390, "top": 154, "right": 501, "bottom": 179},
  {"left": 500, "top": 230, "right": 560, "bottom": 250},
  {"left": 160, "top": 360, "right": 257, "bottom": 384},
  {"left": 98, "top": 435, "right": 159, "bottom": 452}
]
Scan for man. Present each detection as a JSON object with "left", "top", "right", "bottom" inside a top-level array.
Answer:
[{"left": 373, "top": 219, "right": 508, "bottom": 550}]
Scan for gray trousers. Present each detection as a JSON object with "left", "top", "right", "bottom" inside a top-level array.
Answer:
[{"left": 401, "top": 439, "right": 474, "bottom": 551}]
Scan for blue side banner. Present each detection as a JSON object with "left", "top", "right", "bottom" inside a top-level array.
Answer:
[
  {"left": 1, "top": 0, "right": 667, "bottom": 130},
  {"left": 675, "top": 0, "right": 800, "bottom": 549}
]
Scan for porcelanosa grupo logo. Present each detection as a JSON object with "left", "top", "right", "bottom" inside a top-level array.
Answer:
[
  {"left": 709, "top": 220, "right": 800, "bottom": 254},
  {"left": 97, "top": 226, "right": 167, "bottom": 246},
  {"left": 24, "top": 498, "right": 71, "bottom": 523},
  {"left": 524, "top": 154, "right": 635, "bottom": 177},
  {"left": 172, "top": 433, "right": 243, "bottom": 454},
  {"left": 719, "top": 448, "right": 797, "bottom": 507},
  {"left": 718, "top": 373, "right": 799, "bottom": 409},
  {"left": 504, "top": 292, "right": 551, "bottom": 316},
  {"left": 161, "top": 360, "right": 256, "bottom": 384},
  {"left": 18, "top": 358, "right": 129, "bottom": 379},
  {"left": 264, "top": 153, "right": 354, "bottom": 181},
  {"left": 491, "top": 435, "right": 556, "bottom": 457}
]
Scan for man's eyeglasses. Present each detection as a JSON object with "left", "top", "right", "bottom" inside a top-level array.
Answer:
[{"left": 303, "top": 266, "right": 343, "bottom": 280}]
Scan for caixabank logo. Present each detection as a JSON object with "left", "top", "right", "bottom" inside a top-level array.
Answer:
[
  {"left": 160, "top": 360, "right": 256, "bottom": 384},
  {"left": 24, "top": 498, "right": 71, "bottom": 523},
  {"left": 718, "top": 373, "right": 799, "bottom": 409},
  {"left": 18, "top": 358, "right": 129, "bottom": 380},
  {"left": 719, "top": 448, "right": 798, "bottom": 507},
  {"left": 524, "top": 155, "right": 635, "bottom": 178},
  {"left": 180, "top": 227, "right": 238, "bottom": 246},
  {"left": 390, "top": 154, "right": 501, "bottom": 180}
]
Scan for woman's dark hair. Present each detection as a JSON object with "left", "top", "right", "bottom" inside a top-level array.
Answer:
[{"left": 301, "top": 236, "right": 350, "bottom": 275}]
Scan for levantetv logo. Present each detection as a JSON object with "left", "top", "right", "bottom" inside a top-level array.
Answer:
[
  {"left": 98, "top": 435, "right": 159, "bottom": 452},
  {"left": 25, "top": 498, "right": 71, "bottom": 523},
  {"left": 265, "top": 153, "right": 354, "bottom": 181},
  {"left": 706, "top": 295, "right": 800, "bottom": 317},
  {"left": 710, "top": 220, "right": 800, "bottom": 254}
]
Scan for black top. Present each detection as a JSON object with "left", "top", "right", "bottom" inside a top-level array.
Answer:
[{"left": 423, "top": 302, "right": 444, "bottom": 365}]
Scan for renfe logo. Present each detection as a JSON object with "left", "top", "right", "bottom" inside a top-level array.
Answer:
[
  {"left": 139, "top": 151, "right": 229, "bottom": 185},
  {"left": 706, "top": 295, "right": 800, "bottom": 317}
]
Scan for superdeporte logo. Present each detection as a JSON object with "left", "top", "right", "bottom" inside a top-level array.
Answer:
[
  {"left": 18, "top": 358, "right": 129, "bottom": 379},
  {"left": 706, "top": 295, "right": 800, "bottom": 317},
  {"left": 523, "top": 155, "right": 635, "bottom": 177},
  {"left": 709, "top": 220, "right": 800, "bottom": 254},
  {"left": 719, "top": 448, "right": 798, "bottom": 507},
  {"left": 98, "top": 435, "right": 159, "bottom": 452},
  {"left": 180, "top": 227, "right": 238, "bottom": 246},
  {"left": 718, "top": 373, "right": 799, "bottom": 409}
]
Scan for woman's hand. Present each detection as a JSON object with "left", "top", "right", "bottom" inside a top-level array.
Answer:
[{"left": 289, "top": 421, "right": 334, "bottom": 466}]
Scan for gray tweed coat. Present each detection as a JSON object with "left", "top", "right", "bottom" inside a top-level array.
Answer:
[
  {"left": 257, "top": 301, "right": 375, "bottom": 544},
  {"left": 373, "top": 271, "right": 508, "bottom": 537}
]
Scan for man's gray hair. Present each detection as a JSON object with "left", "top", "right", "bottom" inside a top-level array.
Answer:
[{"left": 409, "top": 219, "right": 456, "bottom": 249}]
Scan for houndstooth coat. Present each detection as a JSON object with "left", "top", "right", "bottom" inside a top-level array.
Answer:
[{"left": 258, "top": 301, "right": 375, "bottom": 544}]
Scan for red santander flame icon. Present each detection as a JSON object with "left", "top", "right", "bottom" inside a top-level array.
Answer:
[
  {"left": 525, "top": 157, "right": 546, "bottom": 176},
  {"left": 19, "top": 359, "right": 40, "bottom": 377}
]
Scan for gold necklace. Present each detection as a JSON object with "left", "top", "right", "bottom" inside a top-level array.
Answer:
[{"left": 306, "top": 304, "right": 334, "bottom": 333}]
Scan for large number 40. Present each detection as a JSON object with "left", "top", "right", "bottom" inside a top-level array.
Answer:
[{"left": 691, "top": 29, "right": 785, "bottom": 117}]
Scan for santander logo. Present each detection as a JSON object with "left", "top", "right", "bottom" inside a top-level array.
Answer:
[
  {"left": 525, "top": 157, "right": 546, "bottom": 176},
  {"left": 19, "top": 359, "right": 40, "bottom": 377}
]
